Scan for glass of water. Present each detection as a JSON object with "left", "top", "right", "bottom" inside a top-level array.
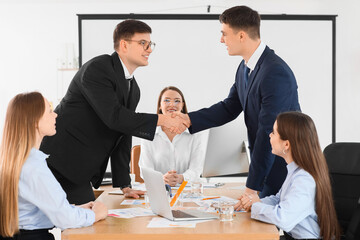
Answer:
[
  {"left": 143, "top": 192, "right": 150, "bottom": 209},
  {"left": 219, "top": 201, "right": 234, "bottom": 222},
  {"left": 190, "top": 180, "right": 203, "bottom": 198}
]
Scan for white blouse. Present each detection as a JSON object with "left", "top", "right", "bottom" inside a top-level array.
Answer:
[{"left": 139, "top": 126, "right": 206, "bottom": 182}]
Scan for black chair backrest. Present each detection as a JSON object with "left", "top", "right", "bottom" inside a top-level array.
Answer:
[
  {"left": 345, "top": 197, "right": 360, "bottom": 240},
  {"left": 323, "top": 142, "right": 360, "bottom": 234}
]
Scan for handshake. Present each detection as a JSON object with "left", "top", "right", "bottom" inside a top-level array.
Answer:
[{"left": 158, "top": 112, "right": 191, "bottom": 134}]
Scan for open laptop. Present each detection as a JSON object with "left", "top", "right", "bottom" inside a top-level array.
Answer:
[{"left": 142, "top": 167, "right": 218, "bottom": 221}]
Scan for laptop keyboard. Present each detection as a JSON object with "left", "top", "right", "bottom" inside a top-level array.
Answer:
[{"left": 172, "top": 210, "right": 196, "bottom": 218}]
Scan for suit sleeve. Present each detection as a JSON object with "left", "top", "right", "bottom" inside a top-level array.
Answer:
[
  {"left": 110, "top": 134, "right": 132, "bottom": 187},
  {"left": 247, "top": 65, "right": 298, "bottom": 191},
  {"left": 79, "top": 59, "right": 157, "bottom": 140},
  {"left": 188, "top": 83, "right": 242, "bottom": 134}
]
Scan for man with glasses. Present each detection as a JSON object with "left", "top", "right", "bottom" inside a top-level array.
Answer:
[{"left": 40, "top": 19, "right": 188, "bottom": 204}]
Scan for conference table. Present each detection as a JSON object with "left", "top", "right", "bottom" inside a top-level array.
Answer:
[{"left": 62, "top": 183, "right": 279, "bottom": 240}]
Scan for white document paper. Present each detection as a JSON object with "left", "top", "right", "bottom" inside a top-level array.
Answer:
[
  {"left": 108, "top": 208, "right": 155, "bottom": 218},
  {"left": 120, "top": 199, "right": 146, "bottom": 205}
]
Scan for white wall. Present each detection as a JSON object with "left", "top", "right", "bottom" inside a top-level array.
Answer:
[{"left": 0, "top": 0, "right": 359, "bottom": 143}]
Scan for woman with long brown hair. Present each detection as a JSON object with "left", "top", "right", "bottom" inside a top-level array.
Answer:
[
  {"left": 235, "top": 111, "right": 340, "bottom": 240},
  {"left": 0, "top": 92, "right": 107, "bottom": 240},
  {"left": 139, "top": 86, "right": 206, "bottom": 186}
]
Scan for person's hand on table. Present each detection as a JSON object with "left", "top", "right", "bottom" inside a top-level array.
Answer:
[
  {"left": 92, "top": 201, "right": 108, "bottom": 222},
  {"left": 163, "top": 170, "right": 184, "bottom": 186},
  {"left": 163, "top": 170, "right": 178, "bottom": 186},
  {"left": 78, "top": 201, "right": 94, "bottom": 209},
  {"left": 235, "top": 187, "right": 260, "bottom": 212},
  {"left": 122, "top": 187, "right": 145, "bottom": 199}
]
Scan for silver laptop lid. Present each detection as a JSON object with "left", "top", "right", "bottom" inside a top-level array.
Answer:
[
  {"left": 141, "top": 167, "right": 174, "bottom": 220},
  {"left": 142, "top": 167, "right": 218, "bottom": 221}
]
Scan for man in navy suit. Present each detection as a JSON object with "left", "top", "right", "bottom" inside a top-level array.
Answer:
[{"left": 178, "top": 6, "right": 301, "bottom": 199}]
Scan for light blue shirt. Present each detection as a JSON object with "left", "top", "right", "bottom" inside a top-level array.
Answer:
[
  {"left": 251, "top": 161, "right": 320, "bottom": 239},
  {"left": 18, "top": 148, "right": 95, "bottom": 230}
]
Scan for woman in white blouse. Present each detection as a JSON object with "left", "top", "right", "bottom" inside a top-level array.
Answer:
[{"left": 139, "top": 86, "right": 206, "bottom": 186}]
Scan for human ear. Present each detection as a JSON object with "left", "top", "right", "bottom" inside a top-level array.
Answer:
[
  {"left": 239, "top": 31, "right": 245, "bottom": 40},
  {"left": 284, "top": 140, "right": 290, "bottom": 152},
  {"left": 119, "top": 40, "right": 128, "bottom": 51}
]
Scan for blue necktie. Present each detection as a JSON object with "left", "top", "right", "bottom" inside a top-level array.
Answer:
[{"left": 243, "top": 65, "right": 250, "bottom": 89}]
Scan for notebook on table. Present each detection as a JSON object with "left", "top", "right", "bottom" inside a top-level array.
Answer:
[{"left": 141, "top": 167, "right": 218, "bottom": 221}]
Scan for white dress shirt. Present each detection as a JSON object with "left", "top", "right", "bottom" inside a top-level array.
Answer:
[
  {"left": 139, "top": 126, "right": 206, "bottom": 182},
  {"left": 18, "top": 148, "right": 95, "bottom": 230},
  {"left": 246, "top": 41, "right": 266, "bottom": 73},
  {"left": 118, "top": 55, "right": 133, "bottom": 80},
  {"left": 251, "top": 161, "right": 320, "bottom": 239},
  {"left": 119, "top": 55, "right": 133, "bottom": 90}
]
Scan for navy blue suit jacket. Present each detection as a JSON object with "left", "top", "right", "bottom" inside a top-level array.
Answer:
[{"left": 189, "top": 46, "right": 301, "bottom": 195}]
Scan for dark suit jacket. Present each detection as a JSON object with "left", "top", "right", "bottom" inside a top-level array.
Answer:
[
  {"left": 189, "top": 46, "right": 301, "bottom": 193},
  {"left": 40, "top": 52, "right": 158, "bottom": 189}
]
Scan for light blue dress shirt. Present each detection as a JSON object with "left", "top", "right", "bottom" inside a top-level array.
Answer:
[
  {"left": 18, "top": 148, "right": 95, "bottom": 230},
  {"left": 251, "top": 161, "right": 320, "bottom": 239}
]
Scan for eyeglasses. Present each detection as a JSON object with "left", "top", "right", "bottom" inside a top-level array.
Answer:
[
  {"left": 163, "top": 99, "right": 182, "bottom": 106},
  {"left": 125, "top": 39, "right": 156, "bottom": 51}
]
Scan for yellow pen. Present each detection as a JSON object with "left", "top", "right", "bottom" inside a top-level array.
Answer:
[
  {"left": 202, "top": 196, "right": 220, "bottom": 200},
  {"left": 170, "top": 181, "right": 188, "bottom": 207}
]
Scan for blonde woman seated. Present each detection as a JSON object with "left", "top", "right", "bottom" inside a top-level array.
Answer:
[
  {"left": 139, "top": 86, "right": 206, "bottom": 186},
  {"left": 0, "top": 92, "right": 107, "bottom": 240},
  {"left": 235, "top": 112, "right": 340, "bottom": 240}
]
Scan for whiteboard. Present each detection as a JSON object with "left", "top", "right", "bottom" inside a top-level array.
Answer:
[{"left": 79, "top": 14, "right": 335, "bottom": 157}]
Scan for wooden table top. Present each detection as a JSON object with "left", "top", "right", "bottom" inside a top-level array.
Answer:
[{"left": 62, "top": 183, "right": 279, "bottom": 240}]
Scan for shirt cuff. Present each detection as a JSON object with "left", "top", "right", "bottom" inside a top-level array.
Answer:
[
  {"left": 85, "top": 209, "right": 96, "bottom": 227},
  {"left": 120, "top": 184, "right": 132, "bottom": 190},
  {"left": 250, "top": 202, "right": 261, "bottom": 220}
]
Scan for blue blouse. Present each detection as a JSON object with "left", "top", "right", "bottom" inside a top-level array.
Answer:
[
  {"left": 18, "top": 148, "right": 95, "bottom": 230},
  {"left": 251, "top": 161, "right": 320, "bottom": 239}
]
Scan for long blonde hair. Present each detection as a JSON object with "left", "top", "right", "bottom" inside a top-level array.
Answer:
[
  {"left": 0, "top": 92, "right": 45, "bottom": 237},
  {"left": 276, "top": 112, "right": 340, "bottom": 240}
]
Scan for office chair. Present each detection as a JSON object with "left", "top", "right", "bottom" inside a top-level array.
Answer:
[
  {"left": 131, "top": 145, "right": 143, "bottom": 183},
  {"left": 323, "top": 142, "right": 360, "bottom": 238},
  {"left": 346, "top": 197, "right": 360, "bottom": 240}
]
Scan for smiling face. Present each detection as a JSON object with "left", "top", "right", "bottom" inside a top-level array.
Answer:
[
  {"left": 269, "top": 121, "right": 287, "bottom": 156},
  {"left": 38, "top": 98, "right": 57, "bottom": 138},
  {"left": 220, "top": 23, "right": 244, "bottom": 56},
  {"left": 159, "top": 90, "right": 184, "bottom": 116},
  {"left": 117, "top": 32, "right": 153, "bottom": 74}
]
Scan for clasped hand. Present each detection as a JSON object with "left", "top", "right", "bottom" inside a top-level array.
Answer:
[
  {"left": 234, "top": 192, "right": 260, "bottom": 212},
  {"left": 161, "top": 112, "right": 191, "bottom": 134},
  {"left": 163, "top": 170, "right": 184, "bottom": 187}
]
